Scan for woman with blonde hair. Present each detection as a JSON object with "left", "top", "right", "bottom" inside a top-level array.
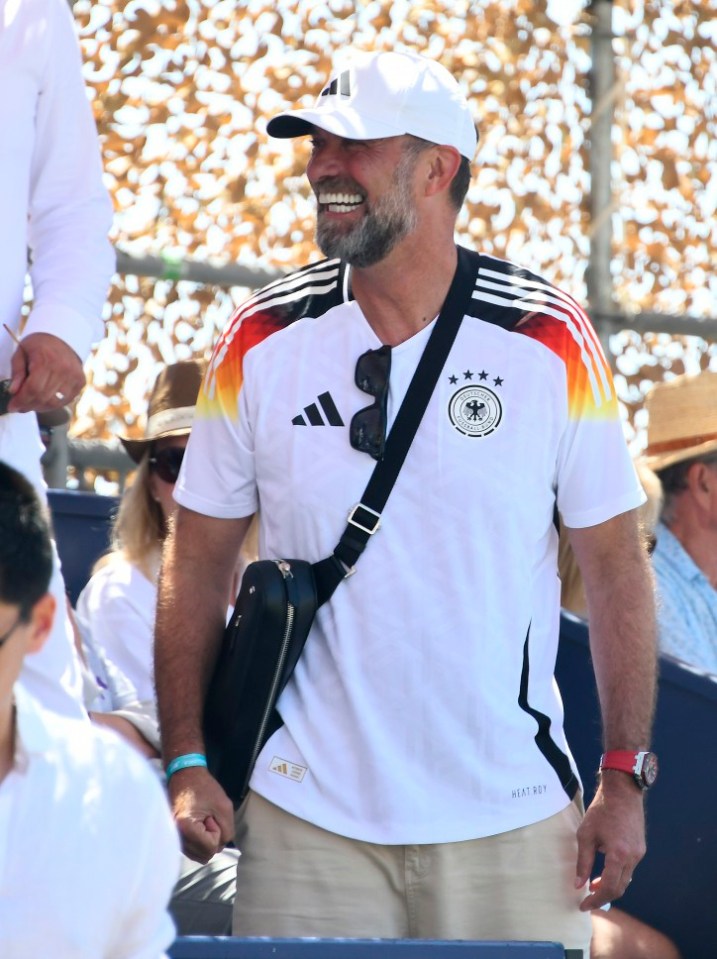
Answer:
[{"left": 78, "top": 360, "right": 205, "bottom": 699}]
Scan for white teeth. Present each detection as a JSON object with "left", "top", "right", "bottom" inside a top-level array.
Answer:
[{"left": 318, "top": 192, "right": 363, "bottom": 206}]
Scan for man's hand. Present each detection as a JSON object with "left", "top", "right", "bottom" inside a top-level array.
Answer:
[
  {"left": 168, "top": 765, "right": 236, "bottom": 864},
  {"left": 576, "top": 773, "right": 646, "bottom": 911},
  {"left": 7, "top": 332, "right": 85, "bottom": 413}
]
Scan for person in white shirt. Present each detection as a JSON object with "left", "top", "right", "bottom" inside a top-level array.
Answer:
[
  {"left": 77, "top": 362, "right": 207, "bottom": 701},
  {"left": 77, "top": 361, "right": 257, "bottom": 698},
  {"left": 0, "top": 460, "right": 180, "bottom": 959},
  {"left": 155, "top": 50, "right": 658, "bottom": 954},
  {"left": 0, "top": 0, "right": 115, "bottom": 717}
]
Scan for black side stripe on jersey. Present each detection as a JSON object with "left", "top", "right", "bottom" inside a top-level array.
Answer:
[{"left": 518, "top": 623, "right": 580, "bottom": 801}]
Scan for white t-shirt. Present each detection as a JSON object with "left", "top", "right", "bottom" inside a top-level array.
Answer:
[
  {"left": 77, "top": 557, "right": 158, "bottom": 703},
  {"left": 0, "top": 684, "right": 180, "bottom": 958},
  {"left": 176, "top": 250, "right": 644, "bottom": 844}
]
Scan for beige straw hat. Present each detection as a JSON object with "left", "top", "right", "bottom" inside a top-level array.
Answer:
[
  {"left": 643, "top": 371, "right": 717, "bottom": 473},
  {"left": 120, "top": 360, "right": 206, "bottom": 464}
]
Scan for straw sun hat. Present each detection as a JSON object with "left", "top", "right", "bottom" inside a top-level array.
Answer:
[
  {"left": 643, "top": 370, "right": 717, "bottom": 473},
  {"left": 120, "top": 361, "right": 206, "bottom": 464}
]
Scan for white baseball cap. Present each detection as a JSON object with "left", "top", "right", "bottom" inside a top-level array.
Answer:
[{"left": 267, "top": 49, "right": 477, "bottom": 160}]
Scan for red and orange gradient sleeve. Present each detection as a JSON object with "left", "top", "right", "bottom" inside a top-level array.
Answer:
[
  {"left": 517, "top": 308, "right": 619, "bottom": 423},
  {"left": 197, "top": 308, "right": 288, "bottom": 423}
]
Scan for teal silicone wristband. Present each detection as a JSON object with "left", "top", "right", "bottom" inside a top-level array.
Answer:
[{"left": 165, "top": 753, "right": 207, "bottom": 781}]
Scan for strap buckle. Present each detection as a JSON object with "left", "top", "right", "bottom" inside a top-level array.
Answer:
[{"left": 347, "top": 503, "right": 382, "bottom": 536}]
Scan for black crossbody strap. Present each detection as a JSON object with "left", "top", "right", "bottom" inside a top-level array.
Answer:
[{"left": 313, "top": 245, "right": 479, "bottom": 606}]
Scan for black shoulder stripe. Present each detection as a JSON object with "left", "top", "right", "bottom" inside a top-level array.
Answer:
[
  {"left": 225, "top": 258, "right": 349, "bottom": 340},
  {"left": 458, "top": 247, "right": 526, "bottom": 331}
]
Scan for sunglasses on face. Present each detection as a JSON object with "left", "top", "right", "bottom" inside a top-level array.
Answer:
[
  {"left": 350, "top": 345, "right": 392, "bottom": 461},
  {"left": 148, "top": 447, "right": 185, "bottom": 484}
]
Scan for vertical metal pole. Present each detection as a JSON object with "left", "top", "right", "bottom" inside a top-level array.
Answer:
[
  {"left": 42, "top": 424, "right": 70, "bottom": 490},
  {"left": 586, "top": 0, "right": 618, "bottom": 358}
]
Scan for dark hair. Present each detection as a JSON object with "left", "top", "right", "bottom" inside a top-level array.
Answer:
[
  {"left": 0, "top": 462, "right": 53, "bottom": 619},
  {"left": 658, "top": 452, "right": 717, "bottom": 498},
  {"left": 403, "top": 136, "right": 472, "bottom": 211},
  {"left": 658, "top": 451, "right": 717, "bottom": 523}
]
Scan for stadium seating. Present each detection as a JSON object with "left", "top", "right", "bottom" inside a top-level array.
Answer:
[
  {"left": 557, "top": 612, "right": 717, "bottom": 959},
  {"left": 48, "top": 488, "right": 117, "bottom": 605}
]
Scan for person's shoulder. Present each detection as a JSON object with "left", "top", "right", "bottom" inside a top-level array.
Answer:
[
  {"left": 207, "top": 257, "right": 349, "bottom": 378},
  {"left": 232, "top": 256, "right": 347, "bottom": 339},
  {"left": 77, "top": 553, "right": 152, "bottom": 609},
  {"left": 467, "top": 251, "right": 587, "bottom": 335},
  {"left": 29, "top": 696, "right": 165, "bottom": 803}
]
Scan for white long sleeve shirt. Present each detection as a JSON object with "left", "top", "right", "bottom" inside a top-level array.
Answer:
[
  {"left": 0, "top": 684, "right": 181, "bottom": 958},
  {"left": 0, "top": 0, "right": 115, "bottom": 372},
  {"left": 0, "top": 0, "right": 114, "bottom": 717}
]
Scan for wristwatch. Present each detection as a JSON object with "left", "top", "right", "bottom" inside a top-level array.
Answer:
[{"left": 599, "top": 750, "right": 659, "bottom": 790}]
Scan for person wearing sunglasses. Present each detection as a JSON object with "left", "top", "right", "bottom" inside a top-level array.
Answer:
[
  {"left": 77, "top": 361, "right": 204, "bottom": 702},
  {"left": 155, "top": 50, "right": 657, "bottom": 954},
  {"left": 0, "top": 460, "right": 180, "bottom": 957}
]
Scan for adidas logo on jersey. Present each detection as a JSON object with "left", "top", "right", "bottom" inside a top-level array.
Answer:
[
  {"left": 292, "top": 391, "right": 345, "bottom": 427},
  {"left": 269, "top": 756, "right": 307, "bottom": 782}
]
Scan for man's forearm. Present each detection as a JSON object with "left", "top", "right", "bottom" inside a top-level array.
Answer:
[
  {"left": 589, "top": 565, "right": 657, "bottom": 750},
  {"left": 154, "top": 508, "right": 251, "bottom": 763},
  {"left": 569, "top": 511, "right": 658, "bottom": 749}
]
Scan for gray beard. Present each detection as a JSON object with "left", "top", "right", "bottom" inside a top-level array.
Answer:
[{"left": 315, "top": 154, "right": 419, "bottom": 268}]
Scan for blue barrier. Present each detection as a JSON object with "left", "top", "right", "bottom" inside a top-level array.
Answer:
[
  {"left": 556, "top": 612, "right": 717, "bottom": 959},
  {"left": 48, "top": 488, "right": 117, "bottom": 606},
  {"left": 168, "top": 939, "right": 568, "bottom": 958}
]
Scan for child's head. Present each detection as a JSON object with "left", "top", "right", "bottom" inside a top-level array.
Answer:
[
  {"left": 0, "top": 462, "right": 56, "bottom": 685},
  {"left": 0, "top": 462, "right": 53, "bottom": 615}
]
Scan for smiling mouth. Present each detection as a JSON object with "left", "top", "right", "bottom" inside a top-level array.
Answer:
[{"left": 318, "top": 191, "right": 365, "bottom": 213}]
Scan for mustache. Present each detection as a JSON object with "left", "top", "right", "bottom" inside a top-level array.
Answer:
[{"left": 313, "top": 177, "right": 366, "bottom": 199}]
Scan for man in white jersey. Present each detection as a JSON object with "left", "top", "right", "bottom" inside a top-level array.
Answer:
[
  {"left": 1, "top": 0, "right": 115, "bottom": 717},
  {"left": 155, "top": 50, "right": 658, "bottom": 954}
]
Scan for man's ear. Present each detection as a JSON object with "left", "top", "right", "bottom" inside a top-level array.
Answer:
[
  {"left": 686, "top": 460, "right": 716, "bottom": 506},
  {"left": 423, "top": 145, "right": 462, "bottom": 199},
  {"left": 25, "top": 593, "right": 57, "bottom": 656}
]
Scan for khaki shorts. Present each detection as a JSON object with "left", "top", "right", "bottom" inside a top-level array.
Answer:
[{"left": 233, "top": 790, "right": 592, "bottom": 954}]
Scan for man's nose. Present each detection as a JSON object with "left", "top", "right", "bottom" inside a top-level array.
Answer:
[{"left": 308, "top": 140, "right": 345, "bottom": 180}]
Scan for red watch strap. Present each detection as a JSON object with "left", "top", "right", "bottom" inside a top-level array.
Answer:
[{"left": 600, "top": 750, "right": 639, "bottom": 774}]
